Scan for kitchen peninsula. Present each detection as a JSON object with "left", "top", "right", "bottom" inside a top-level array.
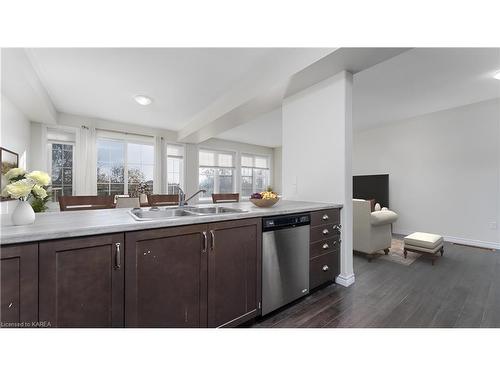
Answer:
[{"left": 1, "top": 200, "right": 342, "bottom": 328}]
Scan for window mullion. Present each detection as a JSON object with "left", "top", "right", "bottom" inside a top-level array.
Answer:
[
  {"left": 252, "top": 168, "right": 256, "bottom": 193},
  {"left": 124, "top": 142, "right": 128, "bottom": 195},
  {"left": 214, "top": 168, "right": 219, "bottom": 194}
]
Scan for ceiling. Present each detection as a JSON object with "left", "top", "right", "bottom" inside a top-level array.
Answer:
[
  {"left": 217, "top": 48, "right": 500, "bottom": 146},
  {"left": 26, "top": 48, "right": 298, "bottom": 130},
  {"left": 216, "top": 108, "right": 282, "bottom": 148},
  {"left": 7, "top": 48, "right": 499, "bottom": 148},
  {"left": 353, "top": 48, "right": 500, "bottom": 130}
]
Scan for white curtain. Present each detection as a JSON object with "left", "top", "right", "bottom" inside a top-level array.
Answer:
[
  {"left": 75, "top": 126, "right": 97, "bottom": 195},
  {"left": 153, "top": 136, "right": 165, "bottom": 194}
]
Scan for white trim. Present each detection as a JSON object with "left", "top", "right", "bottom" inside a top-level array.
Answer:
[
  {"left": 46, "top": 141, "right": 76, "bottom": 198},
  {"left": 394, "top": 229, "right": 500, "bottom": 250},
  {"left": 96, "top": 129, "right": 154, "bottom": 145},
  {"left": 165, "top": 142, "right": 185, "bottom": 194},
  {"left": 336, "top": 273, "right": 355, "bottom": 287}
]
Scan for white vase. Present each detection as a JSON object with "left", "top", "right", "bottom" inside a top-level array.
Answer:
[{"left": 12, "top": 200, "right": 36, "bottom": 226}]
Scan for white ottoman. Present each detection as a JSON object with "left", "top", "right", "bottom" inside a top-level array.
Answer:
[{"left": 403, "top": 232, "right": 444, "bottom": 265}]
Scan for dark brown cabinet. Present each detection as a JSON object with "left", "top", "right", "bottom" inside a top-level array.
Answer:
[
  {"left": 125, "top": 218, "right": 261, "bottom": 328},
  {"left": 207, "top": 218, "right": 261, "bottom": 327},
  {"left": 309, "top": 208, "right": 341, "bottom": 290},
  {"left": 39, "top": 233, "right": 124, "bottom": 327},
  {"left": 0, "top": 243, "right": 38, "bottom": 327},
  {"left": 309, "top": 251, "right": 339, "bottom": 290},
  {"left": 125, "top": 224, "right": 208, "bottom": 328}
]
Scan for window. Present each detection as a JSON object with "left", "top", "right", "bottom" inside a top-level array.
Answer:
[
  {"left": 198, "top": 149, "right": 235, "bottom": 197},
  {"left": 47, "top": 129, "right": 76, "bottom": 202},
  {"left": 127, "top": 143, "right": 154, "bottom": 195},
  {"left": 166, "top": 144, "right": 184, "bottom": 194},
  {"left": 241, "top": 154, "right": 270, "bottom": 197},
  {"left": 49, "top": 143, "right": 74, "bottom": 202},
  {"left": 97, "top": 138, "right": 154, "bottom": 196}
]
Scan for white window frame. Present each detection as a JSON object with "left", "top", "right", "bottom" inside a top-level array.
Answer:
[
  {"left": 198, "top": 147, "right": 236, "bottom": 201},
  {"left": 46, "top": 140, "right": 76, "bottom": 200},
  {"left": 240, "top": 153, "right": 272, "bottom": 198},
  {"left": 166, "top": 142, "right": 186, "bottom": 194},
  {"left": 96, "top": 136, "right": 155, "bottom": 196}
]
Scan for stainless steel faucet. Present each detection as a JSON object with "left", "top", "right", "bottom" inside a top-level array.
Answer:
[
  {"left": 178, "top": 187, "right": 186, "bottom": 206},
  {"left": 178, "top": 187, "right": 206, "bottom": 206}
]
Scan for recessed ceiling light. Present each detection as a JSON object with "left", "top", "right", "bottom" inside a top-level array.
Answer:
[{"left": 134, "top": 95, "right": 153, "bottom": 106}]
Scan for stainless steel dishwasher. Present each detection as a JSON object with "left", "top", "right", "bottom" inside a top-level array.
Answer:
[{"left": 261, "top": 213, "right": 310, "bottom": 316}]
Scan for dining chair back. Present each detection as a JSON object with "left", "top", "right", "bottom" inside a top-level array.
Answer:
[
  {"left": 147, "top": 194, "right": 179, "bottom": 206},
  {"left": 211, "top": 193, "right": 240, "bottom": 203},
  {"left": 58, "top": 195, "right": 114, "bottom": 211},
  {"left": 115, "top": 197, "right": 140, "bottom": 208}
]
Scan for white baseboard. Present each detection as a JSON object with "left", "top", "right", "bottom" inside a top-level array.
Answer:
[
  {"left": 336, "top": 273, "right": 355, "bottom": 287},
  {"left": 394, "top": 229, "right": 500, "bottom": 250}
]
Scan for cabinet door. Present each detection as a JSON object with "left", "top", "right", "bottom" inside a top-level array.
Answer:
[
  {"left": 207, "top": 218, "right": 261, "bottom": 328},
  {"left": 125, "top": 224, "right": 208, "bottom": 328},
  {"left": 0, "top": 243, "right": 38, "bottom": 327},
  {"left": 39, "top": 233, "right": 124, "bottom": 328}
]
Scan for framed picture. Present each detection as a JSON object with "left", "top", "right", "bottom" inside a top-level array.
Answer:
[{"left": 1, "top": 147, "right": 19, "bottom": 175}]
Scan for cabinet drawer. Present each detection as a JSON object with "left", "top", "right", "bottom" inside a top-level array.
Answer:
[
  {"left": 309, "top": 251, "right": 339, "bottom": 290},
  {"left": 310, "top": 237, "right": 340, "bottom": 259},
  {"left": 310, "top": 223, "right": 341, "bottom": 243},
  {"left": 311, "top": 208, "right": 340, "bottom": 227}
]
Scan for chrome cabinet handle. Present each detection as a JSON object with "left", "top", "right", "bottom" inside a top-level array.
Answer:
[
  {"left": 322, "top": 214, "right": 329, "bottom": 221},
  {"left": 202, "top": 231, "right": 208, "bottom": 253},
  {"left": 210, "top": 230, "right": 215, "bottom": 251},
  {"left": 333, "top": 224, "right": 342, "bottom": 230},
  {"left": 333, "top": 241, "right": 337, "bottom": 246},
  {"left": 322, "top": 265, "right": 329, "bottom": 272},
  {"left": 322, "top": 243, "right": 329, "bottom": 250},
  {"left": 322, "top": 228, "right": 329, "bottom": 235},
  {"left": 115, "top": 243, "right": 121, "bottom": 270}
]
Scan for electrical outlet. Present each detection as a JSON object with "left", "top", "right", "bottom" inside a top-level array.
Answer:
[{"left": 489, "top": 222, "right": 498, "bottom": 230}]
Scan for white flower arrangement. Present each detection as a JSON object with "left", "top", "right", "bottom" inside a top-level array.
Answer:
[{"left": 1, "top": 168, "right": 51, "bottom": 209}]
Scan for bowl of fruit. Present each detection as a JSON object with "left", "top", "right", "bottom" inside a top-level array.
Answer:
[{"left": 249, "top": 188, "right": 280, "bottom": 208}]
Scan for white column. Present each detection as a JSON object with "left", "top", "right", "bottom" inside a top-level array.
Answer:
[
  {"left": 282, "top": 70, "right": 354, "bottom": 287},
  {"left": 337, "top": 72, "right": 354, "bottom": 287},
  {"left": 184, "top": 143, "right": 201, "bottom": 200}
]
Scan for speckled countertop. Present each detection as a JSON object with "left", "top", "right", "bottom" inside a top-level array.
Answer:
[{"left": 0, "top": 200, "right": 342, "bottom": 245}]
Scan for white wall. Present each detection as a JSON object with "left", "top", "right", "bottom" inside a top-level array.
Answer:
[
  {"left": 273, "top": 147, "right": 282, "bottom": 194},
  {"left": 282, "top": 71, "right": 354, "bottom": 287},
  {"left": 353, "top": 98, "right": 500, "bottom": 248},
  {"left": 1, "top": 94, "right": 31, "bottom": 170},
  {"left": 0, "top": 94, "right": 32, "bottom": 219}
]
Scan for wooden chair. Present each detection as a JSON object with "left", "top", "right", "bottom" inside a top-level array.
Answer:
[
  {"left": 212, "top": 193, "right": 240, "bottom": 203},
  {"left": 115, "top": 197, "right": 140, "bottom": 208},
  {"left": 58, "top": 195, "right": 114, "bottom": 211},
  {"left": 147, "top": 194, "right": 179, "bottom": 207}
]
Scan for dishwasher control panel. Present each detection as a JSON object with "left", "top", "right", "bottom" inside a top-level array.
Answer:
[{"left": 262, "top": 213, "right": 310, "bottom": 231}]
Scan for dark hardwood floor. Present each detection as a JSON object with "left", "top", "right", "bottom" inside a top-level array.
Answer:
[{"left": 252, "top": 241, "right": 500, "bottom": 328}]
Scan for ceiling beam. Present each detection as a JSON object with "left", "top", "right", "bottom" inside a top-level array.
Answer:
[
  {"left": 176, "top": 48, "right": 336, "bottom": 143},
  {"left": 177, "top": 48, "right": 411, "bottom": 144}
]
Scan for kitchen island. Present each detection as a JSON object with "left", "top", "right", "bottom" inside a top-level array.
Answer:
[{"left": 0, "top": 200, "right": 342, "bottom": 328}]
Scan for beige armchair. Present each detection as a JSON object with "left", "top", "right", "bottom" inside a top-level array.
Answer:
[{"left": 353, "top": 199, "right": 399, "bottom": 261}]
